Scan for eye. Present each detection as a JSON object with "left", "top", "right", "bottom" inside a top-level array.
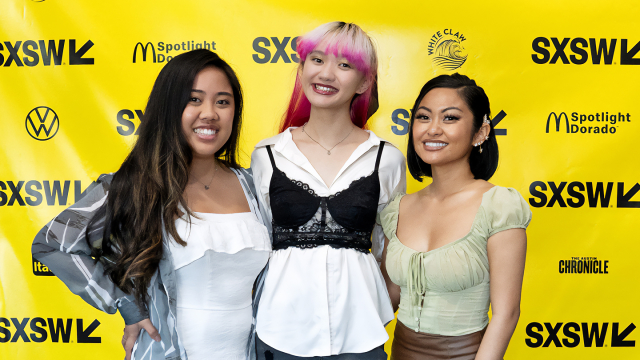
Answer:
[
  {"left": 338, "top": 62, "right": 352, "bottom": 69},
  {"left": 311, "top": 57, "right": 323, "bottom": 64},
  {"left": 443, "top": 115, "right": 460, "bottom": 121},
  {"left": 189, "top": 97, "right": 201, "bottom": 103},
  {"left": 416, "top": 114, "right": 430, "bottom": 121},
  {"left": 216, "top": 99, "right": 231, "bottom": 105}
]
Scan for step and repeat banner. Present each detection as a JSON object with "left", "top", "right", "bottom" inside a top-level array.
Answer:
[{"left": 1, "top": 0, "right": 638, "bottom": 359}]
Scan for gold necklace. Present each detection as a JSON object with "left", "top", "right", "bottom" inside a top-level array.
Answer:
[{"left": 302, "top": 122, "right": 354, "bottom": 155}]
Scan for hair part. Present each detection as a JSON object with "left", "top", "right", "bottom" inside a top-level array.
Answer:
[
  {"left": 407, "top": 73, "right": 499, "bottom": 181},
  {"left": 280, "top": 21, "right": 378, "bottom": 132},
  {"left": 86, "top": 49, "right": 244, "bottom": 306}
]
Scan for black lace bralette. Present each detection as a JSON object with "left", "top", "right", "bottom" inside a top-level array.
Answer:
[{"left": 266, "top": 142, "right": 385, "bottom": 253}]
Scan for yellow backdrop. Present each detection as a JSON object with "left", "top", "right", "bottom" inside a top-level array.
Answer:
[{"left": 1, "top": 0, "right": 638, "bottom": 358}]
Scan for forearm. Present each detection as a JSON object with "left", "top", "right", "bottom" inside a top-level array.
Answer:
[{"left": 475, "top": 310, "right": 520, "bottom": 360}]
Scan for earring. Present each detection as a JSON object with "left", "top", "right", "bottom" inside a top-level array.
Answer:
[{"left": 479, "top": 145, "right": 483, "bottom": 153}]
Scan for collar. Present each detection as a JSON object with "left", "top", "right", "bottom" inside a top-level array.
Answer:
[{"left": 256, "top": 127, "right": 385, "bottom": 189}]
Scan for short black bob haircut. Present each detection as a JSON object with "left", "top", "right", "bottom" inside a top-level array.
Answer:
[{"left": 407, "top": 73, "right": 498, "bottom": 181}]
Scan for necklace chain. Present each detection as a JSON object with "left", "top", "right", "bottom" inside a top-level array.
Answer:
[
  {"left": 302, "top": 122, "right": 354, "bottom": 155},
  {"left": 191, "top": 161, "right": 218, "bottom": 190}
]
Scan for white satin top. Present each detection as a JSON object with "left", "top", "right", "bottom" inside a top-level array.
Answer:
[{"left": 251, "top": 129, "right": 406, "bottom": 356}]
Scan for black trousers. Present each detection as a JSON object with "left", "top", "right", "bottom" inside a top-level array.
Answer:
[{"left": 256, "top": 335, "right": 387, "bottom": 360}]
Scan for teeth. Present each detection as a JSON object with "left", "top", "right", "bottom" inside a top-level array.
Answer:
[
  {"left": 194, "top": 128, "right": 217, "bottom": 136},
  {"left": 424, "top": 142, "right": 447, "bottom": 148},
  {"left": 315, "top": 84, "right": 336, "bottom": 92}
]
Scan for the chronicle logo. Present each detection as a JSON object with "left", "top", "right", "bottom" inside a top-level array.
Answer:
[
  {"left": 427, "top": 29, "right": 467, "bottom": 70},
  {"left": 0, "top": 40, "right": 93, "bottom": 67},
  {"left": 532, "top": 37, "right": 640, "bottom": 65},
  {"left": 25, "top": 107, "right": 59, "bottom": 141},
  {"left": 546, "top": 111, "right": 630, "bottom": 135},
  {"left": 0, "top": 317, "right": 100, "bottom": 343},
  {"left": 526, "top": 322, "right": 635, "bottom": 348},
  {"left": 559, "top": 257, "right": 609, "bottom": 274},
  {"left": 529, "top": 181, "right": 640, "bottom": 208},
  {"left": 133, "top": 40, "right": 216, "bottom": 63}
]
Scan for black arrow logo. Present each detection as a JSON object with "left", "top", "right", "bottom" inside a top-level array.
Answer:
[
  {"left": 617, "top": 183, "right": 640, "bottom": 208},
  {"left": 491, "top": 110, "right": 507, "bottom": 136},
  {"left": 612, "top": 322, "right": 636, "bottom": 347},
  {"left": 76, "top": 319, "right": 101, "bottom": 343},
  {"left": 69, "top": 40, "right": 94, "bottom": 65},
  {"left": 621, "top": 39, "right": 640, "bottom": 65}
]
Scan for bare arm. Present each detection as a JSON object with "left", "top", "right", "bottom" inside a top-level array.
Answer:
[
  {"left": 475, "top": 228, "right": 527, "bottom": 360},
  {"left": 381, "top": 235, "right": 401, "bottom": 312}
]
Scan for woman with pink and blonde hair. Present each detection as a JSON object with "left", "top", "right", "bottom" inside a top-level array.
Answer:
[{"left": 250, "top": 22, "right": 406, "bottom": 359}]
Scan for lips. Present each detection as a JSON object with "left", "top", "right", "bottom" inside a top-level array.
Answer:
[
  {"left": 422, "top": 140, "right": 448, "bottom": 151},
  {"left": 312, "top": 83, "right": 338, "bottom": 95}
]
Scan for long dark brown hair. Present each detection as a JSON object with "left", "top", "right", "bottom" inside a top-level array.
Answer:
[{"left": 87, "top": 49, "right": 243, "bottom": 306}]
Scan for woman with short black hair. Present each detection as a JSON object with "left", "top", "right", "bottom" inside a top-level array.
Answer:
[{"left": 380, "top": 73, "right": 532, "bottom": 360}]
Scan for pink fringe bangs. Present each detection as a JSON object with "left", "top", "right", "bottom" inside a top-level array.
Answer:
[{"left": 280, "top": 22, "right": 377, "bottom": 132}]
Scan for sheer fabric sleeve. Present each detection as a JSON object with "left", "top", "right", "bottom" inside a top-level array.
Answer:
[{"left": 31, "top": 173, "right": 148, "bottom": 325}]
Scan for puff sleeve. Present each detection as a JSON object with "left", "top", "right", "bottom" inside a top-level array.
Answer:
[
  {"left": 485, "top": 187, "right": 532, "bottom": 237},
  {"left": 377, "top": 193, "right": 404, "bottom": 242}
]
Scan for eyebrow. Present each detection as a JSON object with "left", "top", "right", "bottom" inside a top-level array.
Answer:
[
  {"left": 191, "top": 89, "right": 233, "bottom": 97},
  {"left": 309, "top": 50, "right": 326, "bottom": 56},
  {"left": 417, "top": 106, "right": 462, "bottom": 113}
]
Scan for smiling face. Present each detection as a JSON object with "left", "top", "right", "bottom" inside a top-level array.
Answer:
[
  {"left": 181, "top": 66, "right": 235, "bottom": 159},
  {"left": 299, "top": 45, "right": 369, "bottom": 111},
  {"left": 412, "top": 87, "right": 488, "bottom": 168}
]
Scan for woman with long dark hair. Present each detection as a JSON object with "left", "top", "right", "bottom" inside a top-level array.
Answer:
[
  {"left": 250, "top": 22, "right": 406, "bottom": 359},
  {"left": 379, "top": 73, "right": 531, "bottom": 360},
  {"left": 32, "top": 49, "right": 270, "bottom": 360}
]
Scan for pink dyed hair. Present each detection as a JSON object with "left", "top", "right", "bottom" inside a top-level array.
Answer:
[{"left": 279, "top": 22, "right": 378, "bottom": 132}]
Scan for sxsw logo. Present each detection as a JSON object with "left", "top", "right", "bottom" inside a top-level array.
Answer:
[
  {"left": 25, "top": 106, "right": 59, "bottom": 141},
  {"left": 526, "top": 322, "right": 635, "bottom": 348},
  {"left": 0, "top": 317, "right": 100, "bottom": 343},
  {"left": 0, "top": 180, "right": 87, "bottom": 206},
  {"left": 546, "top": 111, "right": 630, "bottom": 135},
  {"left": 117, "top": 109, "right": 143, "bottom": 136},
  {"left": 0, "top": 40, "right": 94, "bottom": 67},
  {"left": 532, "top": 37, "right": 640, "bottom": 65},
  {"left": 529, "top": 181, "right": 640, "bottom": 208},
  {"left": 252, "top": 37, "right": 299, "bottom": 64},
  {"left": 391, "top": 109, "right": 509, "bottom": 136},
  {"left": 133, "top": 41, "right": 216, "bottom": 63}
]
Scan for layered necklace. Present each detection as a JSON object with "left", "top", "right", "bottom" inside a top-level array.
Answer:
[{"left": 302, "top": 122, "right": 354, "bottom": 155}]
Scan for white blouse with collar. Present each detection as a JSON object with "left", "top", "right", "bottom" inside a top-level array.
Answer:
[{"left": 251, "top": 128, "right": 406, "bottom": 356}]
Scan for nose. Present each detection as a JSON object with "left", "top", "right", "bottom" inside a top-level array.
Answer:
[
  {"left": 199, "top": 101, "right": 219, "bottom": 122},
  {"left": 318, "top": 63, "right": 335, "bottom": 82},
  {"left": 427, "top": 118, "right": 443, "bottom": 136}
]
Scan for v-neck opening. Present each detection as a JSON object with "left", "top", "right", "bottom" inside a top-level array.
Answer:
[
  {"left": 285, "top": 128, "right": 377, "bottom": 189},
  {"left": 394, "top": 186, "right": 497, "bottom": 254}
]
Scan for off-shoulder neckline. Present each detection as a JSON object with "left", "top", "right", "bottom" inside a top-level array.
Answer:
[{"left": 391, "top": 185, "right": 499, "bottom": 255}]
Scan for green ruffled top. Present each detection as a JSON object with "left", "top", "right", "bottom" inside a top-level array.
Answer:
[{"left": 379, "top": 186, "right": 532, "bottom": 335}]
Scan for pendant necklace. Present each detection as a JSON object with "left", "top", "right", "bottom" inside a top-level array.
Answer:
[
  {"left": 191, "top": 161, "right": 218, "bottom": 190},
  {"left": 302, "top": 122, "right": 354, "bottom": 155}
]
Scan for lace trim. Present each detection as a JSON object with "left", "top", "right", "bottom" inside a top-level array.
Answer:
[
  {"left": 276, "top": 169, "right": 375, "bottom": 200},
  {"left": 277, "top": 169, "right": 318, "bottom": 197}
]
